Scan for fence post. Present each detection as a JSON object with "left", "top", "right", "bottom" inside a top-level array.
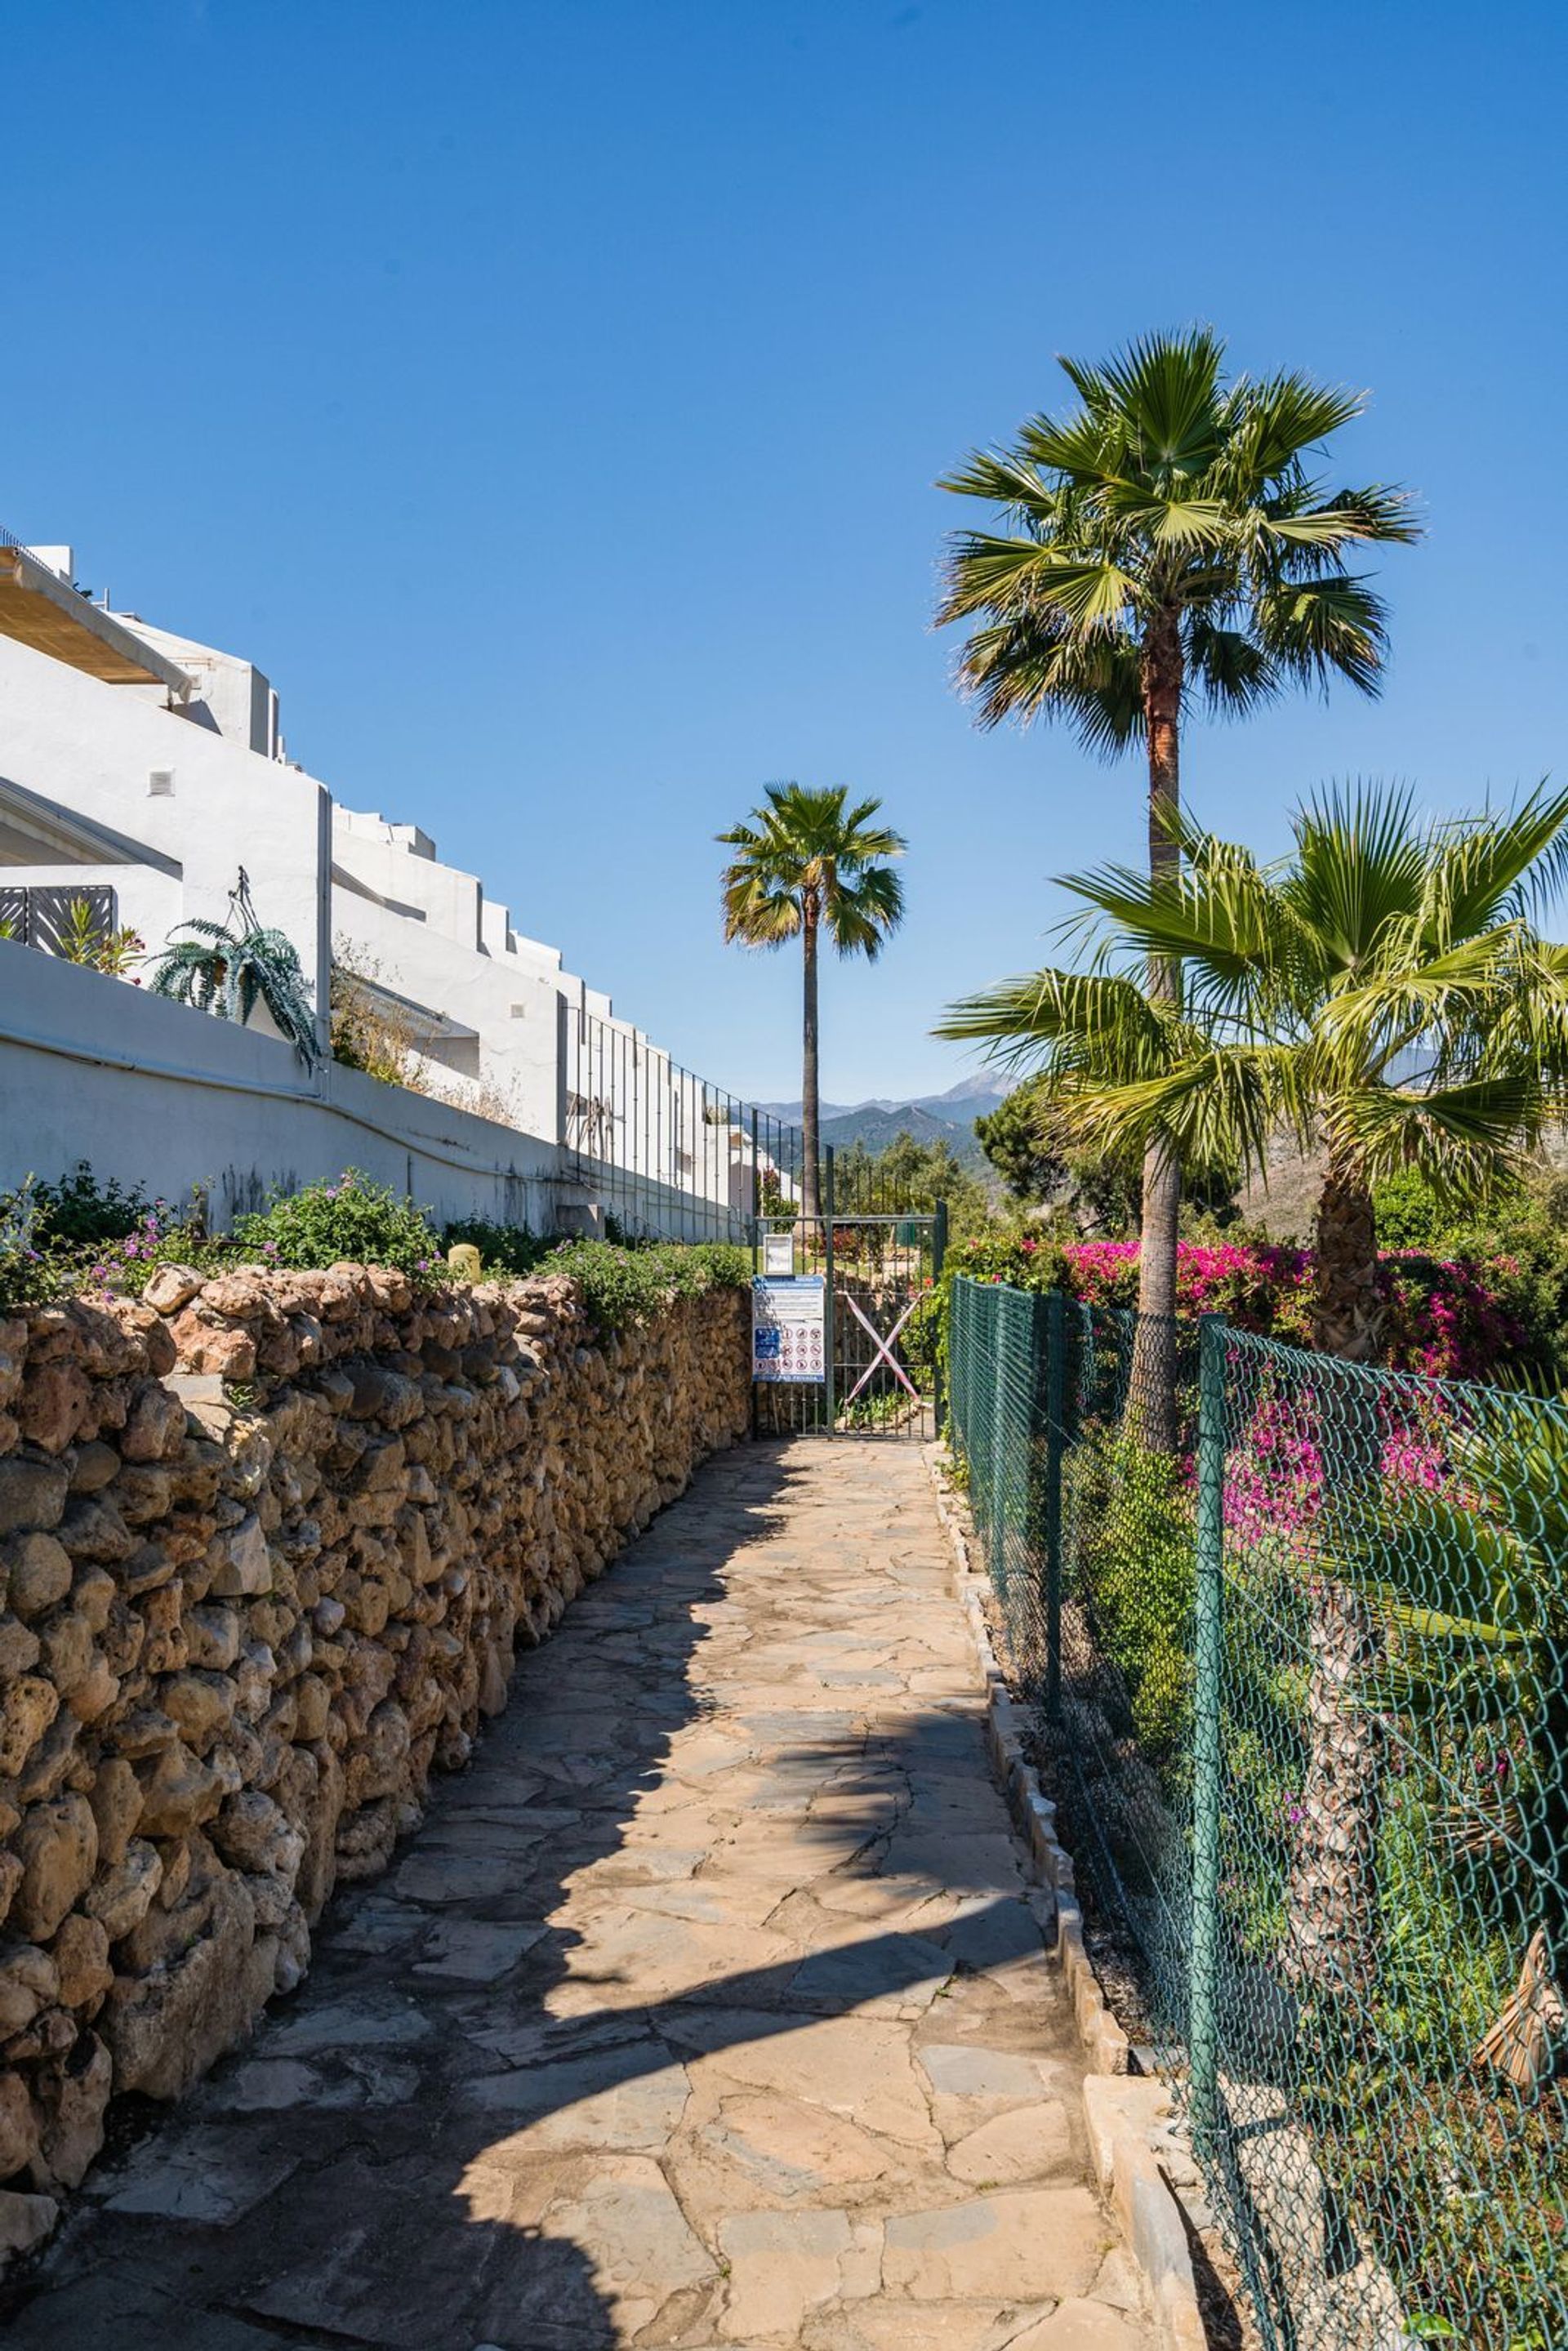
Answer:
[
  {"left": 1189, "top": 1312, "right": 1227, "bottom": 2160},
  {"left": 822, "top": 1147, "right": 836, "bottom": 1434},
  {"left": 932, "top": 1199, "right": 948, "bottom": 1433},
  {"left": 988, "top": 1289, "right": 1009, "bottom": 1594},
  {"left": 1043, "top": 1288, "right": 1065, "bottom": 1721}
]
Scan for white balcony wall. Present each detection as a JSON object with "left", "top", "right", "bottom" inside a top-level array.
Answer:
[
  {"left": 0, "top": 635, "right": 330, "bottom": 1032},
  {"left": 330, "top": 881, "right": 565, "bottom": 1142},
  {"left": 0, "top": 942, "right": 555, "bottom": 1233}
]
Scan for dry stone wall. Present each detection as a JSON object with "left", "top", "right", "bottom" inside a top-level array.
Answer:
[{"left": 0, "top": 1263, "right": 750, "bottom": 2257}]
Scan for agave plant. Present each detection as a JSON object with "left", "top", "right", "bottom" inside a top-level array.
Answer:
[
  {"left": 1335, "top": 1395, "right": 1568, "bottom": 1959},
  {"left": 149, "top": 870, "right": 320, "bottom": 1066}
]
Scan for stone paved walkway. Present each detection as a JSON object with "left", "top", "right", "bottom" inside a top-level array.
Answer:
[{"left": 3, "top": 1441, "right": 1152, "bottom": 2351}]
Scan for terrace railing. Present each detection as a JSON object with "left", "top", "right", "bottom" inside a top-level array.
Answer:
[
  {"left": 559, "top": 1005, "right": 808, "bottom": 1244},
  {"left": 558, "top": 1004, "right": 939, "bottom": 1243}
]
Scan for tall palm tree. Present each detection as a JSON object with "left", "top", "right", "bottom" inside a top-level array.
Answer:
[
  {"left": 940, "top": 782, "right": 1568, "bottom": 1988},
  {"left": 719, "top": 784, "right": 906, "bottom": 1226},
  {"left": 938, "top": 327, "right": 1419, "bottom": 1334}
]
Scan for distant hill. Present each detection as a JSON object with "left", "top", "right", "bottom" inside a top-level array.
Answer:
[
  {"left": 820, "top": 1102, "right": 987, "bottom": 1163},
  {"left": 755, "top": 1076, "right": 1007, "bottom": 1172},
  {"left": 759, "top": 1077, "right": 1004, "bottom": 1124}
]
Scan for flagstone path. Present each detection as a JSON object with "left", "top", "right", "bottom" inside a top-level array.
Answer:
[{"left": 3, "top": 1440, "right": 1152, "bottom": 2351}]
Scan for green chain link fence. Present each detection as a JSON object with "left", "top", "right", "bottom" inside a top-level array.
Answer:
[{"left": 948, "top": 1274, "right": 1568, "bottom": 2351}]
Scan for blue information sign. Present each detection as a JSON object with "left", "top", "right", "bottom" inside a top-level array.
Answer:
[{"left": 751, "top": 1274, "right": 826, "bottom": 1383}]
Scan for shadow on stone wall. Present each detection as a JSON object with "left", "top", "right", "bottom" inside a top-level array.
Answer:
[
  {"left": 0, "top": 1267, "right": 751, "bottom": 2266},
  {"left": 0, "top": 1442, "right": 1056, "bottom": 2349}
]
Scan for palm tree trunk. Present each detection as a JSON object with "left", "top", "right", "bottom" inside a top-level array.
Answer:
[
  {"left": 1287, "top": 1149, "right": 1385, "bottom": 1994},
  {"left": 800, "top": 901, "right": 822, "bottom": 1230},
  {"left": 1131, "top": 608, "right": 1183, "bottom": 1449},
  {"left": 1312, "top": 1155, "right": 1384, "bottom": 1365}
]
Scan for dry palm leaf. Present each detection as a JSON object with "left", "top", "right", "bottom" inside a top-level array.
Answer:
[{"left": 1472, "top": 1930, "right": 1566, "bottom": 2091}]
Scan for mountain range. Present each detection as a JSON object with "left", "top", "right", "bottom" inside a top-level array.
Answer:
[{"left": 756, "top": 1076, "right": 1009, "bottom": 1168}]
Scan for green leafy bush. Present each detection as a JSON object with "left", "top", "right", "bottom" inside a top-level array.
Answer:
[
  {"left": 1371, "top": 1169, "right": 1568, "bottom": 1375},
  {"left": 1069, "top": 1433, "right": 1195, "bottom": 1768},
  {"left": 232, "top": 1169, "right": 443, "bottom": 1276},
  {"left": 546, "top": 1238, "right": 750, "bottom": 1331},
  {"left": 440, "top": 1220, "right": 750, "bottom": 1325},
  {"left": 29, "top": 1161, "right": 154, "bottom": 1248},
  {"left": 0, "top": 1169, "right": 216, "bottom": 1309}
]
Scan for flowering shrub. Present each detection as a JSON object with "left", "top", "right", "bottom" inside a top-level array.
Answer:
[
  {"left": 1221, "top": 1360, "right": 1465, "bottom": 1565},
  {"left": 232, "top": 1169, "right": 443, "bottom": 1279},
  {"left": 0, "top": 1171, "right": 213, "bottom": 1309},
  {"left": 0, "top": 1180, "right": 47, "bottom": 1313},
  {"left": 1222, "top": 1391, "right": 1329, "bottom": 1547},
  {"left": 944, "top": 1231, "right": 1531, "bottom": 1381},
  {"left": 83, "top": 1204, "right": 214, "bottom": 1301}
]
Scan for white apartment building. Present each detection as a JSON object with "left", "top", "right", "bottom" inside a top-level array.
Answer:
[{"left": 0, "top": 535, "right": 780, "bottom": 1234}]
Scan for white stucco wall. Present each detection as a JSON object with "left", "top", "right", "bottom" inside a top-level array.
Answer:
[
  {"left": 0, "top": 633, "right": 331, "bottom": 1036},
  {"left": 330, "top": 880, "right": 565, "bottom": 1140},
  {"left": 0, "top": 940, "right": 558, "bottom": 1233}
]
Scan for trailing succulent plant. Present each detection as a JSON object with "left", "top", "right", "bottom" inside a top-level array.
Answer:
[{"left": 149, "top": 868, "right": 320, "bottom": 1066}]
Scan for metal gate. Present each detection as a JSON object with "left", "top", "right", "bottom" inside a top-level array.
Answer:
[{"left": 751, "top": 1178, "right": 947, "bottom": 1441}]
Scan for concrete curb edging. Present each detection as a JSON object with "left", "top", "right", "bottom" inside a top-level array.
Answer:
[{"left": 924, "top": 1444, "right": 1206, "bottom": 2351}]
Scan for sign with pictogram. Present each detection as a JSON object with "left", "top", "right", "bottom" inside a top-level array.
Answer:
[{"left": 751, "top": 1274, "right": 826, "bottom": 1383}]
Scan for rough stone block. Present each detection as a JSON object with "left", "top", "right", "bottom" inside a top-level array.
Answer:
[
  {"left": 4, "top": 1532, "right": 73, "bottom": 1619},
  {"left": 0, "top": 1458, "right": 71, "bottom": 1537},
  {"left": 207, "top": 1514, "right": 271, "bottom": 1597},
  {"left": 12, "top": 1795, "right": 98, "bottom": 1941}
]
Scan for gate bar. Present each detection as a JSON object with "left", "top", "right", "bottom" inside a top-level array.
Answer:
[{"left": 822, "top": 1147, "right": 836, "bottom": 1431}]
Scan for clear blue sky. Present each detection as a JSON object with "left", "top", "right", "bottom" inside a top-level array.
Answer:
[{"left": 7, "top": 1, "right": 1566, "bottom": 1105}]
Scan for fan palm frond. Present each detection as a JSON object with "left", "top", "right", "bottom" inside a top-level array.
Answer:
[
  {"left": 940, "top": 785, "right": 1568, "bottom": 1349},
  {"left": 939, "top": 332, "right": 1419, "bottom": 752}
]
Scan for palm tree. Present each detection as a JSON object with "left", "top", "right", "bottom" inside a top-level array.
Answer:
[
  {"left": 947, "top": 785, "right": 1568, "bottom": 1355},
  {"left": 719, "top": 785, "right": 906, "bottom": 1226},
  {"left": 941, "top": 782, "right": 1568, "bottom": 1988},
  {"left": 938, "top": 327, "right": 1419, "bottom": 1334},
  {"left": 149, "top": 868, "right": 321, "bottom": 1066}
]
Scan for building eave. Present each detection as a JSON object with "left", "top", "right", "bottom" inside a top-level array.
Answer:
[{"left": 0, "top": 537, "right": 194, "bottom": 692}]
